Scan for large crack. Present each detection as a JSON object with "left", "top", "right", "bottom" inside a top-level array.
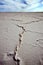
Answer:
[{"left": 13, "top": 25, "right": 26, "bottom": 65}]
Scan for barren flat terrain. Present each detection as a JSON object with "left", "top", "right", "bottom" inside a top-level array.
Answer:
[{"left": 0, "top": 12, "right": 43, "bottom": 65}]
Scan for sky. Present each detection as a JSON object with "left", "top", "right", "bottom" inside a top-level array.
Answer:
[{"left": 0, "top": 0, "right": 43, "bottom": 12}]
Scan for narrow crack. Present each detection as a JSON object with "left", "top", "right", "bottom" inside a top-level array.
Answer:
[
  {"left": 11, "top": 19, "right": 22, "bottom": 22},
  {"left": 26, "top": 30, "right": 43, "bottom": 34},
  {"left": 20, "top": 19, "right": 41, "bottom": 24},
  {"left": 20, "top": 16, "right": 43, "bottom": 24}
]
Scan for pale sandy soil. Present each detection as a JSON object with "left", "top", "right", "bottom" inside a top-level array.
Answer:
[{"left": 0, "top": 12, "right": 43, "bottom": 65}]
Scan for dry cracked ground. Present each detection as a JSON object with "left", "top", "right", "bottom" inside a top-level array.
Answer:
[{"left": 0, "top": 12, "right": 43, "bottom": 65}]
